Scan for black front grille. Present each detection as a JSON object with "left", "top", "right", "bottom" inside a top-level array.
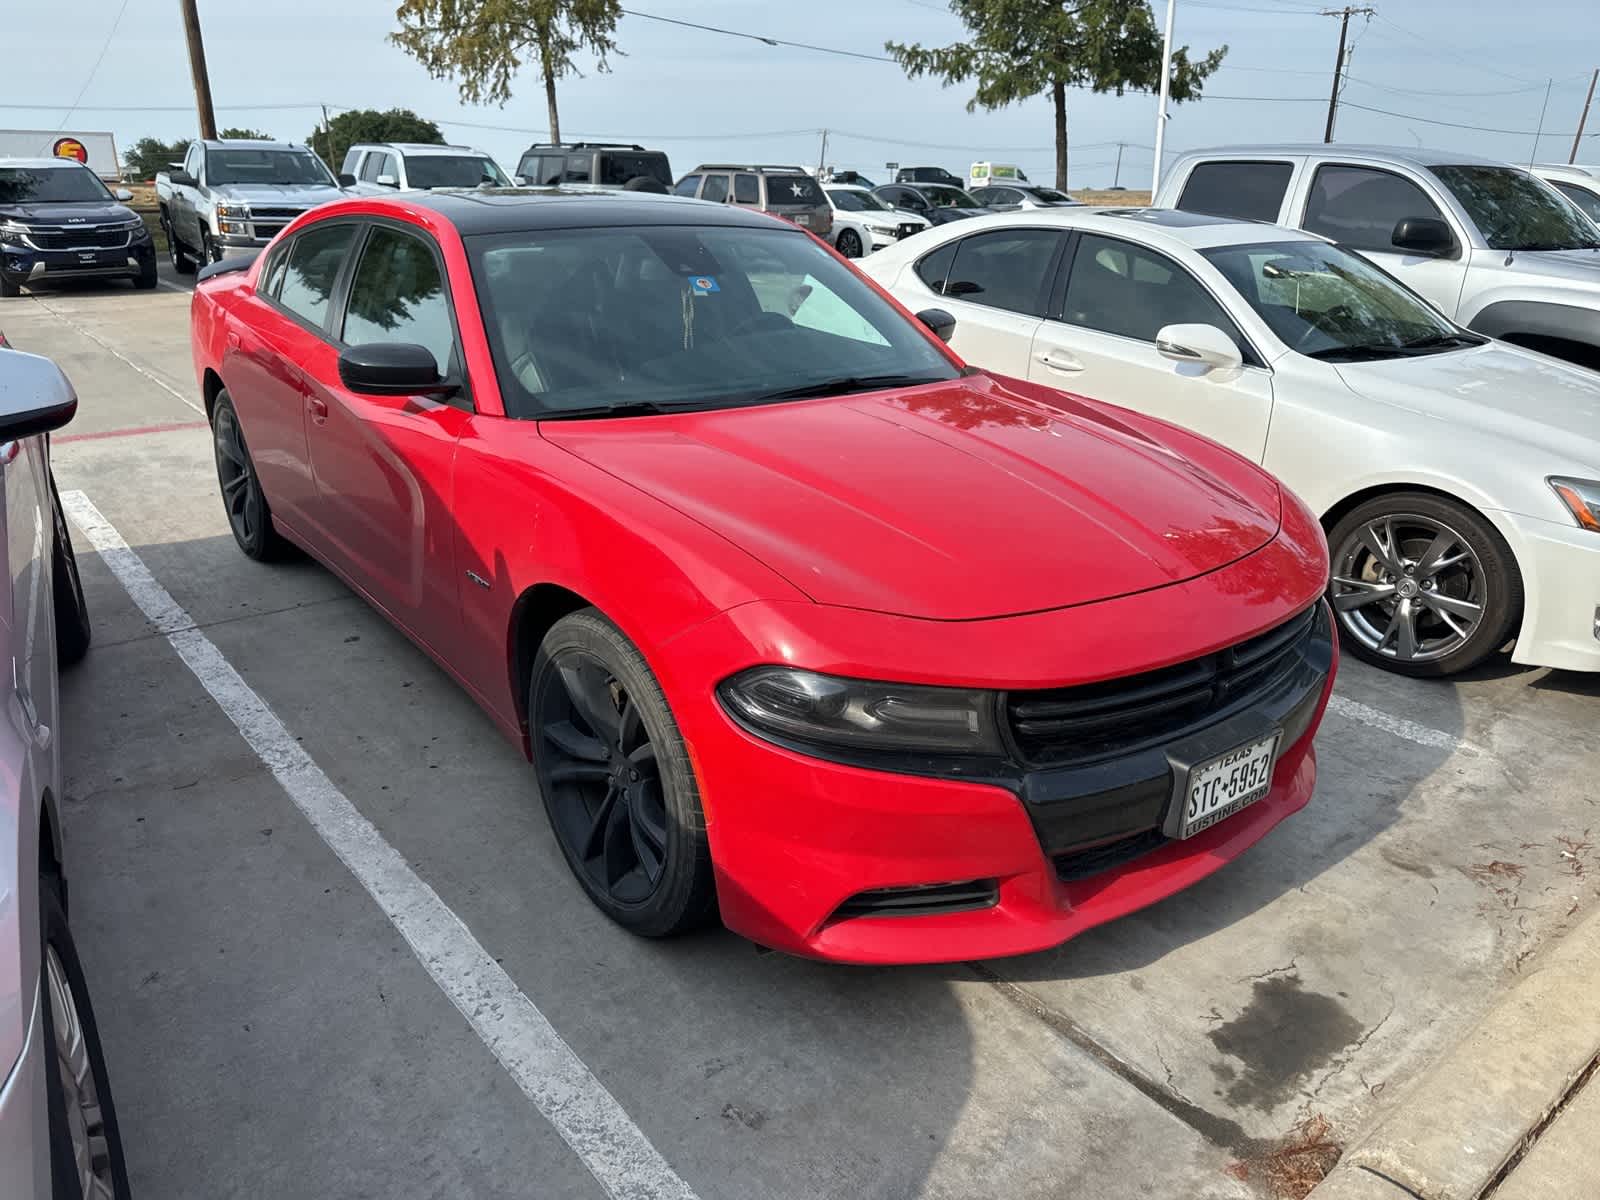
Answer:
[
  {"left": 1007, "top": 605, "right": 1323, "bottom": 767},
  {"left": 248, "top": 206, "right": 305, "bottom": 219},
  {"left": 829, "top": 879, "right": 999, "bottom": 923},
  {"left": 251, "top": 223, "right": 286, "bottom": 240},
  {"left": 30, "top": 226, "right": 129, "bottom": 249},
  {"left": 1054, "top": 829, "right": 1168, "bottom": 882}
]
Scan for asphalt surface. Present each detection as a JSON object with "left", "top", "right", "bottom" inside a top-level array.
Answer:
[{"left": 4, "top": 272, "right": 1599, "bottom": 1199}]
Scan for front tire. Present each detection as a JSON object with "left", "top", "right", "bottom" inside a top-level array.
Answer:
[
  {"left": 0, "top": 273, "right": 20, "bottom": 298},
  {"left": 1327, "top": 492, "right": 1521, "bottom": 677},
  {"left": 39, "top": 874, "right": 132, "bottom": 1200},
  {"left": 211, "top": 391, "right": 292, "bottom": 561},
  {"left": 836, "top": 228, "right": 864, "bottom": 258},
  {"left": 132, "top": 256, "right": 158, "bottom": 290},
  {"left": 49, "top": 472, "right": 91, "bottom": 666},
  {"left": 530, "top": 610, "right": 716, "bottom": 937}
]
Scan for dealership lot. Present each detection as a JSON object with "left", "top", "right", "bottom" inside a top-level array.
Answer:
[{"left": 5, "top": 278, "right": 1599, "bottom": 1198}]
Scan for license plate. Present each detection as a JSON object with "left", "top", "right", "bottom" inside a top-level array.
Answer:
[
  {"left": 792, "top": 213, "right": 810, "bottom": 227},
  {"left": 1176, "top": 733, "right": 1280, "bottom": 838}
]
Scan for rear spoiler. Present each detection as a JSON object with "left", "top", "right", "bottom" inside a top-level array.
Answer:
[{"left": 196, "top": 250, "right": 261, "bottom": 284}]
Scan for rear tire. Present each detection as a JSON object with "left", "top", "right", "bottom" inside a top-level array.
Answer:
[
  {"left": 49, "top": 472, "right": 91, "bottom": 667},
  {"left": 211, "top": 391, "right": 293, "bottom": 561},
  {"left": 164, "top": 212, "right": 195, "bottom": 276}
]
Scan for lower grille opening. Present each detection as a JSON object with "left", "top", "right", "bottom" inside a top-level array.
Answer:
[
  {"left": 829, "top": 879, "right": 999, "bottom": 922},
  {"left": 1053, "top": 829, "right": 1169, "bottom": 883}
]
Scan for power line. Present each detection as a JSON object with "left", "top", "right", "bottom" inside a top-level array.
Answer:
[
  {"left": 1368, "top": 15, "right": 1538, "bottom": 86},
  {"left": 56, "top": 0, "right": 131, "bottom": 131},
  {"left": 618, "top": 8, "right": 896, "bottom": 62}
]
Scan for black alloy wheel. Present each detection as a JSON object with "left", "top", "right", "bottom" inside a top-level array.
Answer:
[
  {"left": 836, "top": 229, "right": 864, "bottom": 259},
  {"left": 211, "top": 392, "right": 291, "bottom": 561},
  {"left": 531, "top": 610, "right": 715, "bottom": 936}
]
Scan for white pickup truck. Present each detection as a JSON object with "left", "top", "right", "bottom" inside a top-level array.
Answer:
[
  {"left": 1155, "top": 144, "right": 1600, "bottom": 372},
  {"left": 155, "top": 138, "right": 345, "bottom": 273}
]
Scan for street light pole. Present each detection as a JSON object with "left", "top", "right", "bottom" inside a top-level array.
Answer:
[{"left": 1151, "top": 0, "right": 1176, "bottom": 196}]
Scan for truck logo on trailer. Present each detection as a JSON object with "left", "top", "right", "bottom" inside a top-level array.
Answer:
[{"left": 52, "top": 137, "right": 89, "bottom": 164}]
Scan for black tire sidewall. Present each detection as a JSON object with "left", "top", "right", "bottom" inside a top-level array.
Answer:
[
  {"left": 211, "top": 392, "right": 288, "bottom": 561},
  {"left": 39, "top": 876, "right": 132, "bottom": 1200},
  {"left": 48, "top": 473, "right": 91, "bottom": 667},
  {"left": 530, "top": 610, "right": 715, "bottom": 937},
  {"left": 838, "top": 230, "right": 863, "bottom": 258},
  {"left": 1327, "top": 492, "right": 1521, "bottom": 677}
]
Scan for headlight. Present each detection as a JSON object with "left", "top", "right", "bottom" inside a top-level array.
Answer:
[
  {"left": 214, "top": 203, "right": 248, "bottom": 219},
  {"left": 1549, "top": 476, "right": 1600, "bottom": 532},
  {"left": 0, "top": 221, "right": 30, "bottom": 244},
  {"left": 718, "top": 666, "right": 1004, "bottom": 758}
]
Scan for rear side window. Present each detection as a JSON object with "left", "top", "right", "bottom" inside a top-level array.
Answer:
[
  {"left": 598, "top": 152, "right": 671, "bottom": 187},
  {"left": 360, "top": 153, "right": 395, "bottom": 184},
  {"left": 914, "top": 241, "right": 958, "bottom": 294},
  {"left": 941, "top": 229, "right": 1063, "bottom": 316},
  {"left": 341, "top": 225, "right": 456, "bottom": 375},
  {"left": 1176, "top": 161, "right": 1293, "bottom": 222},
  {"left": 276, "top": 223, "right": 356, "bottom": 330},
  {"left": 673, "top": 175, "right": 702, "bottom": 197},
  {"left": 519, "top": 154, "right": 564, "bottom": 186},
  {"left": 258, "top": 244, "right": 290, "bottom": 299},
  {"left": 734, "top": 173, "right": 759, "bottom": 204},
  {"left": 1303, "top": 165, "right": 1447, "bottom": 251},
  {"left": 563, "top": 154, "right": 592, "bottom": 184},
  {"left": 766, "top": 174, "right": 823, "bottom": 206},
  {"left": 701, "top": 174, "right": 730, "bottom": 203}
]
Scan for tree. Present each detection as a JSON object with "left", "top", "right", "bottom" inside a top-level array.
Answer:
[
  {"left": 219, "top": 127, "right": 273, "bottom": 140},
  {"left": 123, "top": 137, "right": 190, "bottom": 180},
  {"left": 306, "top": 108, "right": 445, "bottom": 172},
  {"left": 390, "top": 0, "right": 621, "bottom": 145},
  {"left": 886, "top": 0, "right": 1226, "bottom": 190}
]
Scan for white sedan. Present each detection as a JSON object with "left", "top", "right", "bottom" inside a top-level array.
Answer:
[
  {"left": 822, "top": 184, "right": 929, "bottom": 258},
  {"left": 860, "top": 207, "right": 1600, "bottom": 677}
]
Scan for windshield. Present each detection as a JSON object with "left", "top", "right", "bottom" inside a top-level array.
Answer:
[
  {"left": 207, "top": 149, "right": 334, "bottom": 187},
  {"left": 1204, "top": 240, "right": 1479, "bottom": 360},
  {"left": 0, "top": 166, "right": 112, "bottom": 204},
  {"left": 923, "top": 185, "right": 981, "bottom": 209},
  {"left": 1431, "top": 164, "right": 1600, "bottom": 251},
  {"left": 406, "top": 155, "right": 511, "bottom": 189},
  {"left": 828, "top": 188, "right": 890, "bottom": 213},
  {"left": 469, "top": 224, "right": 958, "bottom": 418}
]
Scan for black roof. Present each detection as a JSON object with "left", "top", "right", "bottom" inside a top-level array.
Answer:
[{"left": 398, "top": 188, "right": 788, "bottom": 235}]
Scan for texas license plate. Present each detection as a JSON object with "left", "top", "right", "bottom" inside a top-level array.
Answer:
[{"left": 1176, "top": 733, "right": 1280, "bottom": 838}]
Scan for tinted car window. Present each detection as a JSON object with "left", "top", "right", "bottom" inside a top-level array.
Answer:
[
  {"left": 977, "top": 188, "right": 1017, "bottom": 207},
  {"left": 259, "top": 244, "right": 290, "bottom": 299},
  {"left": 1060, "top": 234, "right": 1241, "bottom": 345},
  {"left": 519, "top": 154, "right": 564, "bottom": 187},
  {"left": 599, "top": 152, "right": 672, "bottom": 187},
  {"left": 1304, "top": 165, "right": 1447, "bottom": 252},
  {"left": 914, "top": 242, "right": 958, "bottom": 294},
  {"left": 1176, "top": 160, "right": 1293, "bottom": 222},
  {"left": 276, "top": 223, "right": 356, "bottom": 329},
  {"left": 701, "top": 174, "right": 730, "bottom": 203},
  {"left": 734, "top": 174, "right": 760, "bottom": 204},
  {"left": 764, "top": 174, "right": 824, "bottom": 206},
  {"left": 1552, "top": 181, "right": 1600, "bottom": 223},
  {"left": 942, "top": 229, "right": 1062, "bottom": 316},
  {"left": 673, "top": 175, "right": 702, "bottom": 197},
  {"left": 342, "top": 226, "right": 456, "bottom": 374},
  {"left": 406, "top": 155, "right": 510, "bottom": 189},
  {"left": 359, "top": 153, "right": 387, "bottom": 183},
  {"left": 209, "top": 149, "right": 332, "bottom": 186},
  {"left": 563, "top": 154, "right": 592, "bottom": 184}
]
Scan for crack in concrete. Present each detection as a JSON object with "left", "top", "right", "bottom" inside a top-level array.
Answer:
[
  {"left": 1239, "top": 957, "right": 1300, "bottom": 985},
  {"left": 1309, "top": 981, "right": 1398, "bottom": 1104}
]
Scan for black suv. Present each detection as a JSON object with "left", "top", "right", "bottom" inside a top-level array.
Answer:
[
  {"left": 0, "top": 159, "right": 157, "bottom": 296},
  {"left": 514, "top": 143, "right": 673, "bottom": 190}
]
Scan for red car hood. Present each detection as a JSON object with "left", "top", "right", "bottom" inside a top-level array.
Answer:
[{"left": 541, "top": 376, "right": 1282, "bottom": 620}]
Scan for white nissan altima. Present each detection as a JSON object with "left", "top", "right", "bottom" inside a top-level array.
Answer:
[{"left": 859, "top": 207, "right": 1600, "bottom": 677}]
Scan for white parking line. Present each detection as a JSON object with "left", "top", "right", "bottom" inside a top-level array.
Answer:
[
  {"left": 26, "top": 296, "right": 204, "bottom": 415},
  {"left": 1326, "top": 694, "right": 1482, "bottom": 754},
  {"left": 156, "top": 280, "right": 191, "bottom": 294},
  {"left": 60, "top": 490, "right": 700, "bottom": 1200}
]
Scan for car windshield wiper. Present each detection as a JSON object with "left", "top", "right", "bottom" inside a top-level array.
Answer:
[
  {"left": 742, "top": 373, "right": 947, "bottom": 403},
  {"left": 1304, "top": 344, "right": 1416, "bottom": 362},
  {"left": 536, "top": 401, "right": 684, "bottom": 421},
  {"left": 1400, "top": 332, "right": 1485, "bottom": 352}
]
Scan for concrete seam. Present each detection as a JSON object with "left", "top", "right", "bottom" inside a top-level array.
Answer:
[
  {"left": 1477, "top": 1049, "right": 1600, "bottom": 1200},
  {"left": 25, "top": 294, "right": 205, "bottom": 415}
]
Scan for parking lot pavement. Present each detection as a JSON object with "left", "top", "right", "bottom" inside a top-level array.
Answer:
[{"left": 7, "top": 282, "right": 1600, "bottom": 1198}]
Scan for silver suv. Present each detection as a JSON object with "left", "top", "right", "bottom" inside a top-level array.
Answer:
[
  {"left": 1155, "top": 144, "right": 1600, "bottom": 371},
  {"left": 674, "top": 165, "right": 833, "bottom": 237},
  {"left": 338, "top": 142, "right": 511, "bottom": 192}
]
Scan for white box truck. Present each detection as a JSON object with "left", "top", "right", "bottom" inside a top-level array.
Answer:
[{"left": 0, "top": 131, "right": 121, "bottom": 181}]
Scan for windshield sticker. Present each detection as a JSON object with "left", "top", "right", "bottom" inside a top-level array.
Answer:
[{"left": 687, "top": 275, "right": 720, "bottom": 295}]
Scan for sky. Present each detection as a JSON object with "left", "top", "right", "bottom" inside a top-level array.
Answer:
[{"left": 5, "top": 0, "right": 1599, "bottom": 188}]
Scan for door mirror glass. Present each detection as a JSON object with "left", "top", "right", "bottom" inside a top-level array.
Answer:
[
  {"left": 0, "top": 350, "right": 79, "bottom": 440},
  {"left": 338, "top": 343, "right": 456, "bottom": 396},
  {"left": 916, "top": 308, "right": 957, "bottom": 343},
  {"left": 1155, "top": 323, "right": 1244, "bottom": 373},
  {"left": 113, "top": 187, "right": 133, "bottom": 201},
  {"left": 1391, "top": 216, "right": 1457, "bottom": 257}
]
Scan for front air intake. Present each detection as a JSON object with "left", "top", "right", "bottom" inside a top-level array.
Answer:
[{"left": 828, "top": 879, "right": 1000, "bottom": 923}]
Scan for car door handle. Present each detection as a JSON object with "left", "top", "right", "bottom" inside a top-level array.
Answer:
[
  {"left": 308, "top": 397, "right": 329, "bottom": 423},
  {"left": 1035, "top": 349, "right": 1085, "bottom": 373}
]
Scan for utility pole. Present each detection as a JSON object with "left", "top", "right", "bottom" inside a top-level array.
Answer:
[
  {"left": 1572, "top": 68, "right": 1598, "bottom": 164},
  {"left": 178, "top": 0, "right": 217, "bottom": 140},
  {"left": 321, "top": 104, "right": 337, "bottom": 175},
  {"left": 1151, "top": 0, "right": 1176, "bottom": 195},
  {"left": 1321, "top": 7, "right": 1374, "bottom": 144},
  {"left": 816, "top": 128, "right": 829, "bottom": 179},
  {"left": 1113, "top": 143, "right": 1125, "bottom": 189}
]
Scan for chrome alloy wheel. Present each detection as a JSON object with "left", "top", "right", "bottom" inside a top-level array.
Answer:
[
  {"left": 1331, "top": 513, "right": 1487, "bottom": 663},
  {"left": 46, "top": 946, "right": 117, "bottom": 1200}
]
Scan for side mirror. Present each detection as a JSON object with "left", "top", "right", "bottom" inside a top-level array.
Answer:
[
  {"left": 916, "top": 308, "right": 957, "bottom": 343},
  {"left": 337, "top": 172, "right": 357, "bottom": 187},
  {"left": 168, "top": 170, "right": 196, "bottom": 188},
  {"left": 1391, "top": 216, "right": 1457, "bottom": 258},
  {"left": 1155, "top": 323, "right": 1243, "bottom": 373},
  {"left": 0, "top": 350, "right": 79, "bottom": 440},
  {"left": 113, "top": 187, "right": 133, "bottom": 201},
  {"left": 337, "top": 344, "right": 455, "bottom": 397},
  {"left": 376, "top": 174, "right": 399, "bottom": 189},
  {"left": 514, "top": 175, "right": 529, "bottom": 186}
]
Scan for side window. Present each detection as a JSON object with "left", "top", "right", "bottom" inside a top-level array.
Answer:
[
  {"left": 340, "top": 149, "right": 362, "bottom": 176},
  {"left": 275, "top": 222, "right": 357, "bottom": 330},
  {"left": 900, "top": 190, "right": 929, "bottom": 212},
  {"left": 525, "top": 155, "right": 563, "bottom": 186},
  {"left": 914, "top": 241, "right": 958, "bottom": 294},
  {"left": 359, "top": 153, "right": 384, "bottom": 183},
  {"left": 1176, "top": 161, "right": 1293, "bottom": 222},
  {"left": 734, "top": 173, "right": 760, "bottom": 204},
  {"left": 258, "top": 243, "right": 290, "bottom": 299},
  {"left": 701, "top": 174, "right": 730, "bottom": 203},
  {"left": 376, "top": 154, "right": 399, "bottom": 184},
  {"left": 341, "top": 225, "right": 456, "bottom": 377},
  {"left": 1060, "top": 233, "right": 1245, "bottom": 348},
  {"left": 563, "top": 154, "right": 592, "bottom": 184},
  {"left": 1303, "top": 165, "right": 1447, "bottom": 251},
  {"left": 941, "top": 229, "right": 1063, "bottom": 316},
  {"left": 673, "top": 175, "right": 702, "bottom": 197},
  {"left": 1551, "top": 181, "right": 1600, "bottom": 224},
  {"left": 184, "top": 144, "right": 201, "bottom": 180}
]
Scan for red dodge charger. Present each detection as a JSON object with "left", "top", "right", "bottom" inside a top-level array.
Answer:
[{"left": 189, "top": 190, "right": 1335, "bottom": 963}]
